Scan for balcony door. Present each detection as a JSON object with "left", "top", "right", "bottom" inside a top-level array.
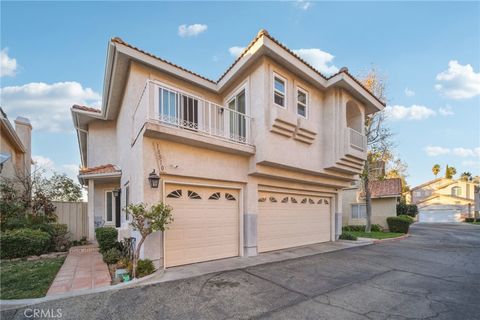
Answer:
[
  {"left": 227, "top": 89, "right": 246, "bottom": 141},
  {"left": 160, "top": 87, "right": 199, "bottom": 131}
]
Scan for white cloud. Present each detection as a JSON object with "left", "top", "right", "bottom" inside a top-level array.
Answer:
[
  {"left": 32, "top": 155, "right": 55, "bottom": 172},
  {"left": 404, "top": 87, "right": 415, "bottom": 97},
  {"left": 292, "top": 48, "right": 339, "bottom": 75},
  {"left": 384, "top": 105, "right": 436, "bottom": 121},
  {"left": 425, "top": 146, "right": 451, "bottom": 157},
  {"left": 1, "top": 48, "right": 18, "bottom": 77},
  {"left": 294, "top": 0, "right": 311, "bottom": 10},
  {"left": 438, "top": 106, "right": 454, "bottom": 116},
  {"left": 178, "top": 24, "right": 208, "bottom": 37},
  {"left": 435, "top": 60, "right": 480, "bottom": 99},
  {"left": 425, "top": 146, "right": 480, "bottom": 158},
  {"left": 461, "top": 160, "right": 480, "bottom": 171},
  {"left": 0, "top": 81, "right": 101, "bottom": 132},
  {"left": 228, "top": 46, "right": 245, "bottom": 58}
]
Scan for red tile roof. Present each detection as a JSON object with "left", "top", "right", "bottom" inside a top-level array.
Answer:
[
  {"left": 79, "top": 164, "right": 120, "bottom": 175},
  {"left": 111, "top": 29, "right": 385, "bottom": 106},
  {"left": 368, "top": 178, "right": 402, "bottom": 198},
  {"left": 72, "top": 104, "right": 101, "bottom": 113}
]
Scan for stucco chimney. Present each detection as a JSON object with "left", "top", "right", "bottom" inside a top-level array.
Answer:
[{"left": 14, "top": 116, "right": 32, "bottom": 176}]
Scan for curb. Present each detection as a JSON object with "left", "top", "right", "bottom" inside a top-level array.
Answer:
[{"left": 372, "top": 233, "right": 410, "bottom": 244}]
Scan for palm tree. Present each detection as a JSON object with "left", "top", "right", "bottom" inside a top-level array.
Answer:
[
  {"left": 460, "top": 172, "right": 472, "bottom": 181},
  {"left": 432, "top": 164, "right": 441, "bottom": 178},
  {"left": 445, "top": 165, "right": 457, "bottom": 179}
]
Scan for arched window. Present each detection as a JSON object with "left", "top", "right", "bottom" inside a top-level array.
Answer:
[
  {"left": 346, "top": 100, "right": 363, "bottom": 133},
  {"left": 188, "top": 190, "right": 201, "bottom": 199},
  {"left": 208, "top": 192, "right": 221, "bottom": 200},
  {"left": 225, "top": 193, "right": 236, "bottom": 201},
  {"left": 451, "top": 186, "right": 462, "bottom": 197},
  {"left": 167, "top": 189, "right": 182, "bottom": 198}
]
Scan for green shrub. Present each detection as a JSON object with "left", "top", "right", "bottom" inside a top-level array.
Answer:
[
  {"left": 50, "top": 223, "right": 70, "bottom": 252},
  {"left": 343, "top": 224, "right": 382, "bottom": 232},
  {"left": 387, "top": 215, "right": 413, "bottom": 233},
  {"left": 397, "top": 202, "right": 419, "bottom": 217},
  {"left": 102, "top": 247, "right": 121, "bottom": 265},
  {"left": 71, "top": 236, "right": 88, "bottom": 247},
  {"left": 95, "top": 227, "right": 118, "bottom": 252},
  {"left": 0, "top": 228, "right": 52, "bottom": 259},
  {"left": 464, "top": 218, "right": 478, "bottom": 223},
  {"left": 339, "top": 232, "right": 358, "bottom": 241},
  {"left": 136, "top": 259, "right": 155, "bottom": 278}
]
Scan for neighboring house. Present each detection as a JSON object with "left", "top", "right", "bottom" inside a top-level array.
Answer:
[
  {"left": 72, "top": 29, "right": 384, "bottom": 268},
  {"left": 342, "top": 178, "right": 402, "bottom": 229},
  {"left": 411, "top": 178, "right": 477, "bottom": 222},
  {"left": 0, "top": 107, "right": 32, "bottom": 181}
]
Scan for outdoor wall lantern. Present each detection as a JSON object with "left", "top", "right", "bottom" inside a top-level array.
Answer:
[
  {"left": 148, "top": 169, "right": 160, "bottom": 188},
  {"left": 112, "top": 189, "right": 121, "bottom": 198}
]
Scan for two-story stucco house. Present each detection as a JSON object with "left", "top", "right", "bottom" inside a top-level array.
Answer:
[
  {"left": 411, "top": 178, "right": 477, "bottom": 223},
  {"left": 72, "top": 30, "right": 384, "bottom": 268},
  {"left": 0, "top": 107, "right": 32, "bottom": 182}
]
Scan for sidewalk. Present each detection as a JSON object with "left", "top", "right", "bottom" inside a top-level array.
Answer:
[
  {"left": 46, "top": 245, "right": 111, "bottom": 296},
  {"left": 133, "top": 239, "right": 372, "bottom": 286}
]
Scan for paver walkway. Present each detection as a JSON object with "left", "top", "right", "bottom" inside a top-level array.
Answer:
[{"left": 46, "top": 245, "right": 111, "bottom": 296}]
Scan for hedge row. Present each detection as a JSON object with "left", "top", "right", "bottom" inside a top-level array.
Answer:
[
  {"left": 0, "top": 228, "right": 52, "bottom": 259},
  {"left": 343, "top": 224, "right": 382, "bottom": 232},
  {"left": 387, "top": 215, "right": 414, "bottom": 233}
]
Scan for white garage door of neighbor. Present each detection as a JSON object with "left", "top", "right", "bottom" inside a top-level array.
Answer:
[
  {"left": 418, "top": 210, "right": 462, "bottom": 223},
  {"left": 164, "top": 184, "right": 239, "bottom": 267},
  {"left": 258, "top": 192, "right": 331, "bottom": 253}
]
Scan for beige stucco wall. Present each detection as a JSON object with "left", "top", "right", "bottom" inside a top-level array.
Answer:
[
  {"left": 0, "top": 134, "right": 23, "bottom": 181},
  {"left": 342, "top": 188, "right": 397, "bottom": 229},
  {"left": 84, "top": 56, "right": 371, "bottom": 267}
]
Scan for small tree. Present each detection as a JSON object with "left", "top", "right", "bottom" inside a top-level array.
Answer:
[
  {"left": 43, "top": 172, "right": 83, "bottom": 202},
  {"left": 126, "top": 203, "right": 173, "bottom": 278},
  {"left": 432, "top": 164, "right": 441, "bottom": 178}
]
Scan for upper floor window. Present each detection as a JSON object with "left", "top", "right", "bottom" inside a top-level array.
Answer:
[
  {"left": 451, "top": 186, "right": 462, "bottom": 196},
  {"left": 227, "top": 89, "right": 247, "bottom": 140},
  {"left": 273, "top": 74, "right": 286, "bottom": 107},
  {"left": 297, "top": 88, "right": 308, "bottom": 118}
]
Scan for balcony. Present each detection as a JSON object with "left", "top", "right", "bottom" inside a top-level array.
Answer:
[
  {"left": 133, "top": 81, "right": 254, "bottom": 155},
  {"left": 348, "top": 127, "right": 366, "bottom": 152}
]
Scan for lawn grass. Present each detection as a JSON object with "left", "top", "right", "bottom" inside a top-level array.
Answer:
[
  {"left": 467, "top": 221, "right": 480, "bottom": 225},
  {"left": 349, "top": 231, "right": 405, "bottom": 239},
  {"left": 0, "top": 257, "right": 65, "bottom": 300}
]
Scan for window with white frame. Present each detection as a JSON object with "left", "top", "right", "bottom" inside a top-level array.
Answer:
[
  {"left": 351, "top": 204, "right": 367, "bottom": 219},
  {"left": 297, "top": 88, "right": 308, "bottom": 118},
  {"left": 105, "top": 190, "right": 115, "bottom": 224},
  {"left": 227, "top": 89, "right": 246, "bottom": 140},
  {"left": 451, "top": 186, "right": 462, "bottom": 196},
  {"left": 273, "top": 74, "right": 286, "bottom": 107}
]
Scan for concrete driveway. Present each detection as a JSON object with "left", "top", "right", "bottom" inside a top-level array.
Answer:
[{"left": 2, "top": 223, "right": 479, "bottom": 320}]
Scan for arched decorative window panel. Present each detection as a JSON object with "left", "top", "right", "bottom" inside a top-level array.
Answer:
[
  {"left": 258, "top": 196, "right": 267, "bottom": 202},
  {"left": 269, "top": 196, "right": 277, "bottom": 203},
  {"left": 225, "top": 193, "right": 236, "bottom": 201},
  {"left": 281, "top": 197, "right": 289, "bottom": 203},
  {"left": 308, "top": 198, "right": 315, "bottom": 204},
  {"left": 317, "top": 199, "right": 323, "bottom": 204},
  {"left": 167, "top": 189, "right": 182, "bottom": 198},
  {"left": 188, "top": 190, "right": 201, "bottom": 199},
  {"left": 290, "top": 197, "right": 298, "bottom": 203},
  {"left": 301, "top": 198, "right": 308, "bottom": 204},
  {"left": 208, "top": 192, "right": 221, "bottom": 200},
  {"left": 324, "top": 199, "right": 329, "bottom": 205}
]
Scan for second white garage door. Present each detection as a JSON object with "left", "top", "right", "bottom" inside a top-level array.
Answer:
[
  {"left": 164, "top": 184, "right": 239, "bottom": 267},
  {"left": 258, "top": 192, "right": 331, "bottom": 253}
]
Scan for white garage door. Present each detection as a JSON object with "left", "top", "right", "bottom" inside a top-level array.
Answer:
[
  {"left": 418, "top": 210, "right": 462, "bottom": 223},
  {"left": 258, "top": 192, "right": 331, "bottom": 253},
  {"left": 164, "top": 184, "right": 239, "bottom": 267}
]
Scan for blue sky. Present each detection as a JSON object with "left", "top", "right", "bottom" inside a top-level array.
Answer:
[{"left": 1, "top": 1, "right": 479, "bottom": 187}]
